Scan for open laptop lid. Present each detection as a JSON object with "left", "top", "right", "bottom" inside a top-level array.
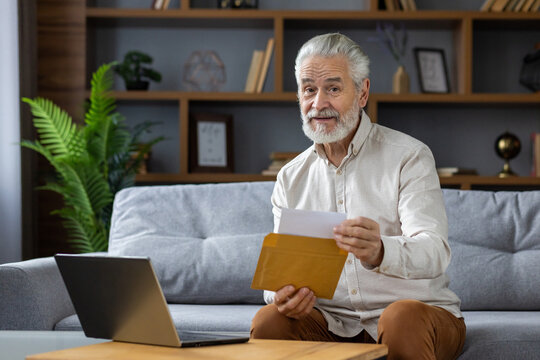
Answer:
[{"left": 55, "top": 254, "right": 182, "bottom": 347}]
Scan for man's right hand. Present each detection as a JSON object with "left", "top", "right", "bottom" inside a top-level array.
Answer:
[{"left": 274, "top": 285, "right": 316, "bottom": 319}]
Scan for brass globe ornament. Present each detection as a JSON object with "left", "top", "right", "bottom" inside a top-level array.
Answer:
[{"left": 495, "top": 132, "right": 521, "bottom": 178}]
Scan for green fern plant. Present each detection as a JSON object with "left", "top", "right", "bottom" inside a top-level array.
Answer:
[{"left": 22, "top": 63, "right": 163, "bottom": 252}]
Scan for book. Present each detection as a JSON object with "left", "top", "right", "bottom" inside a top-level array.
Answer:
[
  {"left": 151, "top": 0, "right": 164, "bottom": 10},
  {"left": 532, "top": 133, "right": 540, "bottom": 177},
  {"left": 491, "top": 0, "right": 511, "bottom": 11},
  {"left": 255, "top": 38, "right": 275, "bottom": 93},
  {"left": 530, "top": 0, "right": 540, "bottom": 10},
  {"left": 505, "top": 0, "right": 521, "bottom": 11},
  {"left": 244, "top": 50, "right": 264, "bottom": 93},
  {"left": 270, "top": 151, "right": 300, "bottom": 160},
  {"left": 437, "top": 167, "right": 478, "bottom": 177},
  {"left": 399, "top": 0, "right": 410, "bottom": 10},
  {"left": 384, "top": 0, "right": 396, "bottom": 11},
  {"left": 162, "top": 0, "right": 171, "bottom": 9},
  {"left": 513, "top": 0, "right": 528, "bottom": 11},
  {"left": 521, "top": 0, "right": 536, "bottom": 11},
  {"left": 407, "top": 0, "right": 417, "bottom": 11},
  {"left": 480, "top": 0, "right": 497, "bottom": 10}
]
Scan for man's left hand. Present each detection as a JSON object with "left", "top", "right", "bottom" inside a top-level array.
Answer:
[{"left": 333, "top": 217, "right": 384, "bottom": 267}]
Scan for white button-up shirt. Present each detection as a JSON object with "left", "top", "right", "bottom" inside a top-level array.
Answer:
[{"left": 264, "top": 111, "right": 462, "bottom": 340}]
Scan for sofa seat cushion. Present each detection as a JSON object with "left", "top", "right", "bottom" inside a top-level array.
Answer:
[
  {"left": 108, "top": 182, "right": 275, "bottom": 305},
  {"left": 54, "top": 304, "right": 263, "bottom": 334},
  {"left": 460, "top": 311, "right": 540, "bottom": 359}
]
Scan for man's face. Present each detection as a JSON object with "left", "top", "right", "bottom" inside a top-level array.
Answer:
[{"left": 298, "top": 55, "right": 365, "bottom": 144}]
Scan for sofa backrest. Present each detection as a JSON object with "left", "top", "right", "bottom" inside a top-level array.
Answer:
[
  {"left": 443, "top": 189, "right": 540, "bottom": 311},
  {"left": 109, "top": 182, "right": 540, "bottom": 310},
  {"left": 108, "top": 181, "right": 275, "bottom": 305}
]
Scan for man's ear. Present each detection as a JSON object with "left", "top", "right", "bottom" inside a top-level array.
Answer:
[{"left": 358, "top": 78, "right": 370, "bottom": 108}]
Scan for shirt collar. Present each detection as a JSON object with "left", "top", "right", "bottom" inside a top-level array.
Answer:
[{"left": 313, "top": 109, "right": 373, "bottom": 160}]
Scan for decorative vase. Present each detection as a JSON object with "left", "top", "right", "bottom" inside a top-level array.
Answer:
[
  {"left": 495, "top": 131, "right": 521, "bottom": 177},
  {"left": 392, "top": 65, "right": 410, "bottom": 94}
]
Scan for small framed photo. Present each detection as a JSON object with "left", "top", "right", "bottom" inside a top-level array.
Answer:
[
  {"left": 189, "top": 113, "right": 234, "bottom": 173},
  {"left": 413, "top": 48, "right": 451, "bottom": 93}
]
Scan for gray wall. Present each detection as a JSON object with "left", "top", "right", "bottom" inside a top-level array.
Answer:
[{"left": 89, "top": 0, "right": 540, "bottom": 176}]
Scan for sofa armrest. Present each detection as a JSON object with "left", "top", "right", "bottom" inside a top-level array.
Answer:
[{"left": 0, "top": 256, "right": 74, "bottom": 330}]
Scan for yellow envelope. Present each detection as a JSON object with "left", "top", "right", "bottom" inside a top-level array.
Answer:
[{"left": 251, "top": 233, "right": 348, "bottom": 299}]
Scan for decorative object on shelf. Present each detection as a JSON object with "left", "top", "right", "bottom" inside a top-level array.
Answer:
[
  {"left": 413, "top": 47, "right": 450, "bottom": 93},
  {"left": 519, "top": 46, "right": 540, "bottom": 92},
  {"left": 218, "top": 0, "right": 258, "bottom": 9},
  {"left": 369, "top": 22, "right": 409, "bottom": 94},
  {"left": 261, "top": 151, "right": 300, "bottom": 176},
  {"left": 189, "top": 113, "right": 233, "bottom": 173},
  {"left": 495, "top": 131, "right": 521, "bottom": 177},
  {"left": 182, "top": 51, "right": 226, "bottom": 92},
  {"left": 151, "top": 0, "right": 171, "bottom": 10},
  {"left": 114, "top": 50, "right": 162, "bottom": 90},
  {"left": 20, "top": 63, "right": 164, "bottom": 252}
]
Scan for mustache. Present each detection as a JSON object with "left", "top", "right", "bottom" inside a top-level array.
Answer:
[{"left": 306, "top": 108, "right": 340, "bottom": 122}]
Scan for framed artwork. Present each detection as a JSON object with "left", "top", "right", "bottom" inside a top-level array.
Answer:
[
  {"left": 413, "top": 48, "right": 450, "bottom": 93},
  {"left": 189, "top": 113, "right": 234, "bottom": 173}
]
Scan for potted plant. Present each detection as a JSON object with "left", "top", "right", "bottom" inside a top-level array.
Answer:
[
  {"left": 21, "top": 63, "right": 163, "bottom": 252},
  {"left": 114, "top": 50, "right": 162, "bottom": 90}
]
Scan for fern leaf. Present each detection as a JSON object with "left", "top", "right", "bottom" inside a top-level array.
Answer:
[{"left": 22, "top": 97, "right": 86, "bottom": 160}]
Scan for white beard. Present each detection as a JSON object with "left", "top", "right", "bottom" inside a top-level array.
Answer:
[{"left": 301, "top": 101, "right": 361, "bottom": 144}]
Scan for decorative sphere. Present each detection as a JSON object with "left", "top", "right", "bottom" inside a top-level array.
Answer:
[{"left": 495, "top": 132, "right": 521, "bottom": 160}]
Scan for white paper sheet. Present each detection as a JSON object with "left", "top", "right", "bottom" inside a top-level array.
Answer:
[{"left": 277, "top": 208, "right": 347, "bottom": 239}]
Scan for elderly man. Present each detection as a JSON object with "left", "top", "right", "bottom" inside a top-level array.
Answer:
[{"left": 250, "top": 33, "right": 466, "bottom": 360}]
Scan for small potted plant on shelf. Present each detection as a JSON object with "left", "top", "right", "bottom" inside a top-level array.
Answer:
[{"left": 114, "top": 50, "right": 162, "bottom": 90}]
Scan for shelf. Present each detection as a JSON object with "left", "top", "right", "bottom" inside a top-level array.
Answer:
[
  {"left": 135, "top": 173, "right": 276, "bottom": 183},
  {"left": 86, "top": 8, "right": 540, "bottom": 21},
  {"left": 439, "top": 176, "right": 540, "bottom": 190},
  {"left": 102, "top": 91, "right": 540, "bottom": 104},
  {"left": 136, "top": 173, "right": 540, "bottom": 189}
]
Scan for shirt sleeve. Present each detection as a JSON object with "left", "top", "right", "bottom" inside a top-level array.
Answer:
[{"left": 374, "top": 145, "right": 450, "bottom": 279}]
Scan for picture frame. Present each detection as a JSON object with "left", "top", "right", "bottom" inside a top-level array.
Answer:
[
  {"left": 189, "top": 113, "right": 234, "bottom": 173},
  {"left": 413, "top": 48, "right": 451, "bottom": 94}
]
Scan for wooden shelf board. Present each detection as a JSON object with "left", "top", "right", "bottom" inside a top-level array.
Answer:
[
  {"left": 86, "top": 8, "right": 540, "bottom": 21},
  {"left": 105, "top": 91, "right": 297, "bottom": 102},
  {"left": 439, "top": 176, "right": 540, "bottom": 186},
  {"left": 135, "top": 173, "right": 276, "bottom": 183},
  {"left": 136, "top": 173, "right": 539, "bottom": 186},
  {"left": 100, "top": 91, "right": 540, "bottom": 104},
  {"left": 370, "top": 93, "right": 540, "bottom": 104}
]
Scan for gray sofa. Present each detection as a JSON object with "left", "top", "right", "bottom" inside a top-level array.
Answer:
[{"left": 1, "top": 182, "right": 539, "bottom": 359}]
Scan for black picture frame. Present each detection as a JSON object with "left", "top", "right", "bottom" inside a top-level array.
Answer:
[
  {"left": 413, "top": 48, "right": 451, "bottom": 94},
  {"left": 189, "top": 113, "right": 234, "bottom": 173}
]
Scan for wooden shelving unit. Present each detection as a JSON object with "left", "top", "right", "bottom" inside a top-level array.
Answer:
[{"left": 82, "top": 1, "right": 540, "bottom": 190}]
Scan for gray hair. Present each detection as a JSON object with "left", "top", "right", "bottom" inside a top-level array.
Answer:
[{"left": 294, "top": 33, "right": 370, "bottom": 91}]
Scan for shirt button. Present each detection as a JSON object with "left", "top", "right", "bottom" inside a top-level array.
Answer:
[
  {"left": 336, "top": 170, "right": 342, "bottom": 175},
  {"left": 347, "top": 259, "right": 353, "bottom": 265},
  {"left": 338, "top": 200, "right": 343, "bottom": 205},
  {"left": 351, "top": 289, "right": 358, "bottom": 295}
]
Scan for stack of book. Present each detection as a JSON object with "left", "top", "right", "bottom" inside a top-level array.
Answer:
[
  {"left": 244, "top": 38, "right": 275, "bottom": 93},
  {"left": 532, "top": 133, "right": 540, "bottom": 177},
  {"left": 437, "top": 167, "right": 478, "bottom": 177},
  {"left": 261, "top": 152, "right": 300, "bottom": 176},
  {"left": 382, "top": 0, "right": 417, "bottom": 11},
  {"left": 480, "top": 0, "right": 540, "bottom": 12}
]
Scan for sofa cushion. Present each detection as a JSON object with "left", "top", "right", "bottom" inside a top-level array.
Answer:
[
  {"left": 108, "top": 182, "right": 275, "bottom": 305},
  {"left": 55, "top": 304, "right": 263, "bottom": 334},
  {"left": 459, "top": 311, "right": 540, "bottom": 360},
  {"left": 443, "top": 190, "right": 540, "bottom": 310}
]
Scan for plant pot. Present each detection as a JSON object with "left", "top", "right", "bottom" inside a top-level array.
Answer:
[
  {"left": 125, "top": 80, "right": 149, "bottom": 91},
  {"left": 392, "top": 65, "right": 410, "bottom": 94}
]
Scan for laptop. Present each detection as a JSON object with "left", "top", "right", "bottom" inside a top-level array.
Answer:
[{"left": 54, "top": 254, "right": 250, "bottom": 348}]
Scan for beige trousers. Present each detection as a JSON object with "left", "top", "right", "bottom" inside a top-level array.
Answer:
[{"left": 250, "top": 299, "right": 466, "bottom": 360}]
